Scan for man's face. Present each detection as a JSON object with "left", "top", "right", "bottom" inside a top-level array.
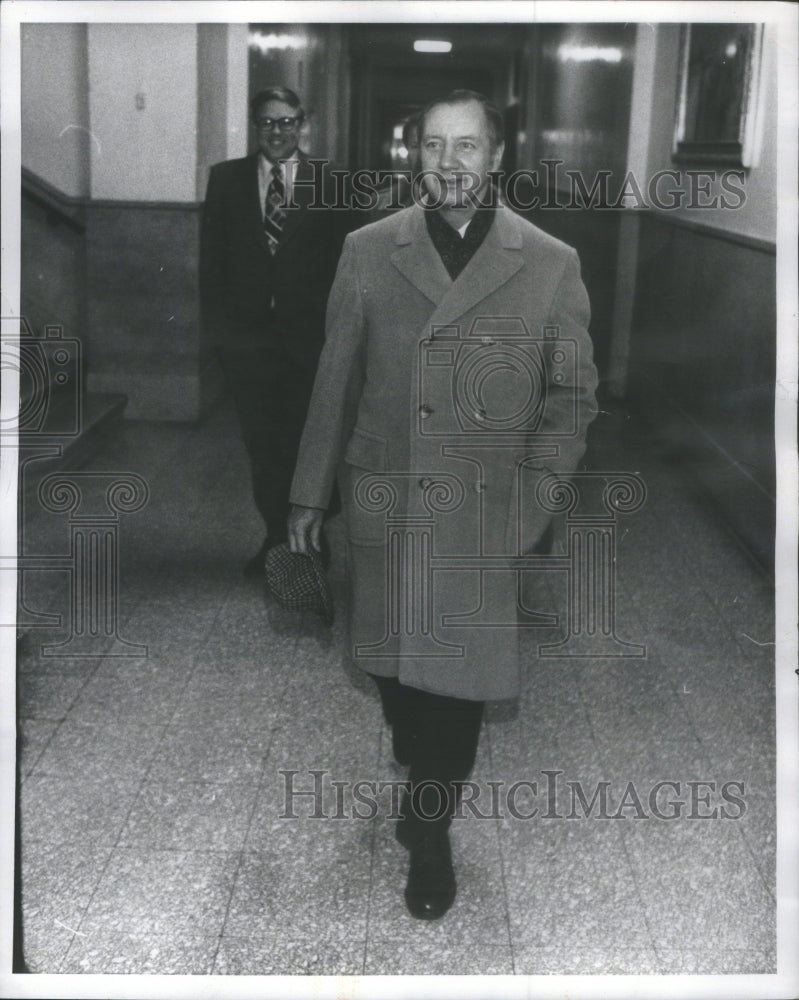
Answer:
[
  {"left": 420, "top": 100, "right": 504, "bottom": 208},
  {"left": 253, "top": 99, "right": 302, "bottom": 162}
]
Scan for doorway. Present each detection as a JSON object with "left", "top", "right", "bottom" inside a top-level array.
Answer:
[{"left": 348, "top": 24, "right": 515, "bottom": 172}]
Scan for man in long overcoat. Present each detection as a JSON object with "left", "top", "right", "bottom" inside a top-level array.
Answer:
[{"left": 289, "top": 90, "right": 598, "bottom": 919}]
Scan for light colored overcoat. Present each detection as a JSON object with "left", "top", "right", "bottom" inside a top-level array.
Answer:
[{"left": 291, "top": 204, "right": 598, "bottom": 700}]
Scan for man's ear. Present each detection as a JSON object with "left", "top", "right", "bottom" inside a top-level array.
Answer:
[{"left": 491, "top": 142, "right": 505, "bottom": 172}]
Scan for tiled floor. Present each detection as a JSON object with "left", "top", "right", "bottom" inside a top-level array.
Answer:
[{"left": 14, "top": 398, "right": 776, "bottom": 975}]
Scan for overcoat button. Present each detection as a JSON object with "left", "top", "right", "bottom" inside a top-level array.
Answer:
[
  {"left": 419, "top": 404, "right": 433, "bottom": 418},
  {"left": 474, "top": 408, "right": 487, "bottom": 421},
  {"left": 475, "top": 480, "right": 486, "bottom": 493}
]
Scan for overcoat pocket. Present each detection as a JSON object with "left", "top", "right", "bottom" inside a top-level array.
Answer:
[
  {"left": 341, "top": 427, "right": 390, "bottom": 545},
  {"left": 343, "top": 427, "right": 389, "bottom": 471}
]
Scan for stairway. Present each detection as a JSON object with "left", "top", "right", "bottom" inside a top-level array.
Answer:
[
  {"left": 15, "top": 324, "right": 128, "bottom": 493},
  {"left": 12, "top": 330, "right": 128, "bottom": 645}
]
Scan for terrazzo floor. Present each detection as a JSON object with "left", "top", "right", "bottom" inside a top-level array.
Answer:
[{"left": 13, "top": 397, "right": 776, "bottom": 977}]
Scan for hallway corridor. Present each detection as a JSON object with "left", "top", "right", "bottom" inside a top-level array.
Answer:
[{"left": 15, "top": 398, "right": 776, "bottom": 976}]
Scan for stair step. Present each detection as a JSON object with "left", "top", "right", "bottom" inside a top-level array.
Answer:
[{"left": 19, "top": 392, "right": 128, "bottom": 494}]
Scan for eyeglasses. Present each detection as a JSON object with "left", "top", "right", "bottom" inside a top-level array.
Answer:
[{"left": 255, "top": 116, "right": 303, "bottom": 133}]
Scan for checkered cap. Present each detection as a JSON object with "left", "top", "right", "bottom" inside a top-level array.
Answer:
[{"left": 264, "top": 543, "right": 334, "bottom": 626}]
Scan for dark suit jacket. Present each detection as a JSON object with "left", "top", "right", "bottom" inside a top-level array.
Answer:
[{"left": 199, "top": 152, "right": 349, "bottom": 371}]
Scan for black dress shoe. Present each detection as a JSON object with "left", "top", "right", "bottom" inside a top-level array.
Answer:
[
  {"left": 243, "top": 539, "right": 268, "bottom": 578},
  {"left": 404, "top": 830, "right": 456, "bottom": 920}
]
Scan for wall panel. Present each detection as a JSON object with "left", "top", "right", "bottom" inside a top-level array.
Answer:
[
  {"left": 627, "top": 213, "right": 775, "bottom": 567},
  {"left": 84, "top": 203, "right": 222, "bottom": 421}
]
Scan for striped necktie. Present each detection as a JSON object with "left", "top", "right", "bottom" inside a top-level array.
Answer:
[{"left": 263, "top": 163, "right": 286, "bottom": 254}]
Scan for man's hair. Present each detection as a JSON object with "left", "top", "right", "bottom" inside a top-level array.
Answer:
[
  {"left": 420, "top": 89, "right": 505, "bottom": 150},
  {"left": 250, "top": 87, "right": 304, "bottom": 122},
  {"left": 402, "top": 112, "right": 421, "bottom": 149}
]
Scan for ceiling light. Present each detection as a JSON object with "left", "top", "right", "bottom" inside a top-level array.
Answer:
[
  {"left": 414, "top": 40, "right": 452, "bottom": 54},
  {"left": 249, "top": 31, "right": 307, "bottom": 54},
  {"left": 557, "top": 44, "right": 623, "bottom": 64}
]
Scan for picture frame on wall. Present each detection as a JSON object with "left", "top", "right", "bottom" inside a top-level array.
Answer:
[{"left": 673, "top": 22, "right": 763, "bottom": 167}]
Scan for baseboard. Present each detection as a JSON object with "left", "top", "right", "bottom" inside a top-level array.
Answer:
[{"left": 87, "top": 356, "right": 226, "bottom": 423}]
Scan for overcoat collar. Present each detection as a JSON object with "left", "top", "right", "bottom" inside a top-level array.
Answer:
[{"left": 391, "top": 204, "right": 525, "bottom": 327}]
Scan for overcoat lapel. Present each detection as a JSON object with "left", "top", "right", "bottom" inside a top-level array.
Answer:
[
  {"left": 428, "top": 208, "right": 524, "bottom": 328},
  {"left": 390, "top": 207, "right": 451, "bottom": 306},
  {"left": 391, "top": 206, "right": 526, "bottom": 326}
]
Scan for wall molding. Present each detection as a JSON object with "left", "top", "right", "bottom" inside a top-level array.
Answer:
[
  {"left": 22, "top": 168, "right": 86, "bottom": 233},
  {"left": 645, "top": 208, "right": 776, "bottom": 255},
  {"left": 86, "top": 199, "right": 203, "bottom": 211},
  {"left": 22, "top": 167, "right": 203, "bottom": 220}
]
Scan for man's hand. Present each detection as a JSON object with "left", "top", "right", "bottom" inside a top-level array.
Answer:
[{"left": 288, "top": 504, "right": 325, "bottom": 555}]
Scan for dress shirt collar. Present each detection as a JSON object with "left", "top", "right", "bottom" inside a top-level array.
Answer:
[{"left": 258, "top": 151, "right": 299, "bottom": 211}]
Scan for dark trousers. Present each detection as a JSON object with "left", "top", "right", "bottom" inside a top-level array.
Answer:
[
  {"left": 219, "top": 344, "right": 316, "bottom": 546},
  {"left": 370, "top": 673, "right": 484, "bottom": 836}
]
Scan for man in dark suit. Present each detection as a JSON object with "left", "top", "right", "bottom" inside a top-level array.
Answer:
[{"left": 200, "top": 86, "right": 346, "bottom": 574}]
